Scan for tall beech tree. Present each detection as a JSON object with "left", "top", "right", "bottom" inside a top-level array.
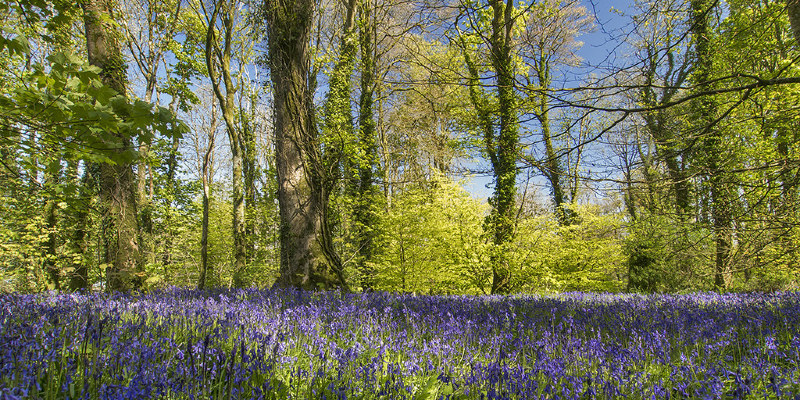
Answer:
[
  {"left": 82, "top": 0, "right": 143, "bottom": 292},
  {"left": 201, "top": 0, "right": 246, "bottom": 286},
  {"left": 263, "top": 0, "right": 348, "bottom": 290}
]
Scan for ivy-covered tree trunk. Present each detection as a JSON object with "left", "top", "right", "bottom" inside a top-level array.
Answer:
[
  {"left": 265, "top": 0, "right": 348, "bottom": 290},
  {"left": 639, "top": 47, "right": 692, "bottom": 217},
  {"left": 354, "top": 0, "right": 381, "bottom": 291},
  {"left": 461, "top": 0, "right": 519, "bottom": 294},
  {"left": 691, "top": 0, "right": 731, "bottom": 289},
  {"left": 487, "top": 0, "right": 519, "bottom": 294},
  {"left": 82, "top": 0, "right": 142, "bottom": 292},
  {"left": 324, "top": 0, "right": 357, "bottom": 143},
  {"left": 321, "top": 0, "right": 357, "bottom": 289},
  {"left": 241, "top": 92, "right": 258, "bottom": 272}
]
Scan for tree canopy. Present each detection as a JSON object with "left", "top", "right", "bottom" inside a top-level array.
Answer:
[{"left": 1, "top": 0, "right": 798, "bottom": 294}]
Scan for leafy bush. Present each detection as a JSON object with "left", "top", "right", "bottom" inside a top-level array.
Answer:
[
  {"left": 512, "top": 204, "right": 625, "bottom": 293},
  {"left": 373, "top": 176, "right": 490, "bottom": 294}
]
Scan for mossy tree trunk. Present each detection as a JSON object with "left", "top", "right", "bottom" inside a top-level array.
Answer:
[
  {"left": 461, "top": 0, "right": 520, "bottom": 294},
  {"left": 690, "top": 0, "right": 731, "bottom": 289},
  {"left": 82, "top": 0, "right": 142, "bottom": 292},
  {"left": 203, "top": 0, "right": 246, "bottom": 287},
  {"left": 354, "top": 0, "right": 381, "bottom": 291},
  {"left": 265, "top": 0, "right": 349, "bottom": 290}
]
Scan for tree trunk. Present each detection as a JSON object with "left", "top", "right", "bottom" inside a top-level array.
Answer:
[
  {"left": 534, "top": 62, "right": 572, "bottom": 225},
  {"left": 43, "top": 162, "right": 61, "bottom": 291},
  {"left": 787, "top": 0, "right": 800, "bottom": 45},
  {"left": 198, "top": 97, "right": 218, "bottom": 290},
  {"left": 265, "top": 0, "right": 348, "bottom": 290},
  {"left": 321, "top": 0, "right": 357, "bottom": 289},
  {"left": 136, "top": 74, "right": 157, "bottom": 271},
  {"left": 204, "top": 0, "right": 246, "bottom": 287},
  {"left": 785, "top": 1, "right": 800, "bottom": 275},
  {"left": 82, "top": 0, "right": 142, "bottom": 292},
  {"left": 161, "top": 99, "right": 180, "bottom": 270},
  {"left": 68, "top": 161, "right": 94, "bottom": 291},
  {"left": 460, "top": 0, "right": 519, "bottom": 294},
  {"left": 643, "top": 111, "right": 691, "bottom": 216},
  {"left": 487, "top": 0, "right": 519, "bottom": 294},
  {"left": 242, "top": 92, "right": 258, "bottom": 272},
  {"left": 691, "top": 0, "right": 730, "bottom": 289},
  {"left": 355, "top": 0, "right": 380, "bottom": 291}
]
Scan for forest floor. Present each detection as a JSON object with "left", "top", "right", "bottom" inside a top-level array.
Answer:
[{"left": 1, "top": 288, "right": 798, "bottom": 399}]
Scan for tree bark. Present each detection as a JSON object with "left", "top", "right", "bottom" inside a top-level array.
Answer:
[
  {"left": 198, "top": 103, "right": 217, "bottom": 290},
  {"left": 533, "top": 61, "right": 572, "bottom": 225},
  {"left": 355, "top": 0, "right": 380, "bottom": 291},
  {"left": 691, "top": 0, "right": 731, "bottom": 289},
  {"left": 321, "top": 0, "right": 358, "bottom": 289},
  {"left": 241, "top": 92, "right": 258, "bottom": 272},
  {"left": 161, "top": 99, "right": 180, "bottom": 270},
  {"left": 460, "top": 0, "right": 519, "bottom": 294},
  {"left": 123, "top": 0, "right": 182, "bottom": 270},
  {"left": 43, "top": 162, "right": 61, "bottom": 291},
  {"left": 204, "top": 0, "right": 246, "bottom": 287},
  {"left": 82, "top": 0, "right": 142, "bottom": 292},
  {"left": 487, "top": 0, "right": 519, "bottom": 294},
  {"left": 265, "top": 0, "right": 348, "bottom": 290},
  {"left": 787, "top": 0, "right": 800, "bottom": 45}
]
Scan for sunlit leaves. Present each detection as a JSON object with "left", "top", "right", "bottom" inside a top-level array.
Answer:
[
  {"left": 2, "top": 38, "right": 186, "bottom": 166},
  {"left": 374, "top": 176, "right": 490, "bottom": 294}
]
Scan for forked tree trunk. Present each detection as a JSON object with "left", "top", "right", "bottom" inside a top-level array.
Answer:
[{"left": 204, "top": 0, "right": 246, "bottom": 287}]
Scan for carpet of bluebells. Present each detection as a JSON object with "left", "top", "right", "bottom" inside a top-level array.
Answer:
[{"left": 1, "top": 288, "right": 800, "bottom": 399}]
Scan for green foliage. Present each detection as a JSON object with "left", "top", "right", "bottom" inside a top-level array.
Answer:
[
  {"left": 512, "top": 204, "right": 626, "bottom": 293},
  {"left": 624, "top": 213, "right": 712, "bottom": 292},
  {"left": 0, "top": 183, "right": 93, "bottom": 293},
  {"left": 373, "top": 176, "right": 489, "bottom": 294},
  {"left": 0, "top": 1, "right": 188, "bottom": 292},
  {"left": 3, "top": 0, "right": 799, "bottom": 295},
  {"left": 1, "top": 31, "right": 186, "bottom": 167}
]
